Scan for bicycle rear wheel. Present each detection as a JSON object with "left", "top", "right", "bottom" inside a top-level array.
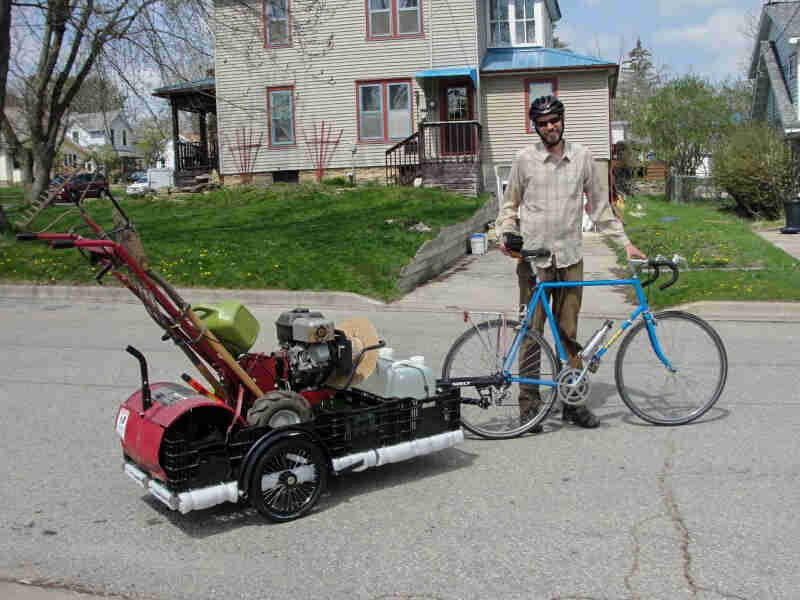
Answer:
[
  {"left": 441, "top": 318, "right": 558, "bottom": 439},
  {"left": 614, "top": 311, "right": 728, "bottom": 425}
]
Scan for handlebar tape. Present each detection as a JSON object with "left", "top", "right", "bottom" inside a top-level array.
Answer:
[
  {"left": 16, "top": 232, "right": 39, "bottom": 241},
  {"left": 51, "top": 240, "right": 75, "bottom": 249},
  {"left": 640, "top": 260, "right": 679, "bottom": 290}
]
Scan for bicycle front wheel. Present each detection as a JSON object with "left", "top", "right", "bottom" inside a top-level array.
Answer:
[
  {"left": 442, "top": 319, "right": 558, "bottom": 439},
  {"left": 614, "top": 311, "right": 728, "bottom": 425}
]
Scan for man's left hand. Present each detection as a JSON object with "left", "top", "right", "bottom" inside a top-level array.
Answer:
[{"left": 625, "top": 244, "right": 646, "bottom": 260}]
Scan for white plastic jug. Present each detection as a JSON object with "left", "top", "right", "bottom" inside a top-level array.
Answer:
[{"left": 355, "top": 349, "right": 436, "bottom": 399}]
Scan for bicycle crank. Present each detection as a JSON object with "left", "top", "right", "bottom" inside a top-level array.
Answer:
[{"left": 556, "top": 368, "right": 591, "bottom": 407}]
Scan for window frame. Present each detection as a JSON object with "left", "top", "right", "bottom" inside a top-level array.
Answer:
[
  {"left": 355, "top": 78, "right": 414, "bottom": 143},
  {"left": 487, "top": 0, "right": 538, "bottom": 48},
  {"left": 366, "top": 0, "right": 424, "bottom": 41},
  {"left": 264, "top": 0, "right": 292, "bottom": 48},
  {"left": 524, "top": 77, "right": 557, "bottom": 134},
  {"left": 266, "top": 85, "right": 297, "bottom": 149}
]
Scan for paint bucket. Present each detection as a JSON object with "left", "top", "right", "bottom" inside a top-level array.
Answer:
[{"left": 470, "top": 233, "right": 487, "bottom": 255}]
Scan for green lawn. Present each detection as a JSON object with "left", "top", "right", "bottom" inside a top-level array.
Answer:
[
  {"left": 0, "top": 183, "right": 484, "bottom": 301},
  {"left": 2, "top": 185, "right": 799, "bottom": 307},
  {"left": 614, "top": 195, "right": 800, "bottom": 308}
]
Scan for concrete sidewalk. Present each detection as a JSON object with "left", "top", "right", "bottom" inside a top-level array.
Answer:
[{"left": 2, "top": 231, "right": 800, "bottom": 322}]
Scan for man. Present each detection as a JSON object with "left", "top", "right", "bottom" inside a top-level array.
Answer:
[{"left": 497, "top": 94, "right": 645, "bottom": 430}]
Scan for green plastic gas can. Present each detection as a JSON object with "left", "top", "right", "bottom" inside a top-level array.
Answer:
[{"left": 191, "top": 301, "right": 260, "bottom": 356}]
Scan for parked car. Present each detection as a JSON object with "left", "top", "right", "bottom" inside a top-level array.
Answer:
[
  {"left": 53, "top": 172, "right": 109, "bottom": 203},
  {"left": 126, "top": 176, "right": 152, "bottom": 196},
  {"left": 127, "top": 170, "right": 147, "bottom": 182}
]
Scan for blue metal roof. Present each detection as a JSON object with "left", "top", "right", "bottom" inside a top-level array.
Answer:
[
  {"left": 413, "top": 67, "right": 477, "bottom": 87},
  {"left": 481, "top": 48, "right": 616, "bottom": 72}
]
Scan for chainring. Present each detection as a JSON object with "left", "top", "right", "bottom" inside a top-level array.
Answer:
[{"left": 556, "top": 367, "right": 591, "bottom": 407}]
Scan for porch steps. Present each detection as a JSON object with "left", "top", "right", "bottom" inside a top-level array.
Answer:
[{"left": 420, "top": 162, "right": 484, "bottom": 197}]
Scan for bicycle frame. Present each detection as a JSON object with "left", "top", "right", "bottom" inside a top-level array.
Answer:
[{"left": 504, "top": 272, "right": 676, "bottom": 389}]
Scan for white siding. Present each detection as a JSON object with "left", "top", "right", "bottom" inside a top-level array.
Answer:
[{"left": 213, "top": 0, "right": 478, "bottom": 176}]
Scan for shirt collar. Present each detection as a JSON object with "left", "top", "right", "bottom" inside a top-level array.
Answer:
[{"left": 535, "top": 141, "right": 572, "bottom": 163}]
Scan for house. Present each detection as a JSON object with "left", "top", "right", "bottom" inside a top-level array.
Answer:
[
  {"left": 58, "top": 138, "right": 92, "bottom": 173},
  {"left": 749, "top": 1, "right": 800, "bottom": 143},
  {"left": 0, "top": 106, "right": 26, "bottom": 185},
  {"left": 209, "top": 0, "right": 618, "bottom": 201},
  {"left": 68, "top": 110, "right": 140, "bottom": 172}
]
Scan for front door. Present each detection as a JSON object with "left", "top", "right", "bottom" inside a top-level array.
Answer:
[{"left": 441, "top": 80, "right": 474, "bottom": 155}]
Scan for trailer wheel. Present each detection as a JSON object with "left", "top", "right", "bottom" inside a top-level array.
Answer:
[
  {"left": 246, "top": 391, "right": 312, "bottom": 428},
  {"left": 249, "top": 437, "right": 327, "bottom": 522}
]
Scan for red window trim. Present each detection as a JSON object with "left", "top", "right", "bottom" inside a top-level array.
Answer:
[
  {"left": 364, "top": 0, "right": 425, "bottom": 41},
  {"left": 355, "top": 78, "right": 415, "bottom": 143},
  {"left": 266, "top": 85, "right": 297, "bottom": 149},
  {"left": 263, "top": 0, "right": 293, "bottom": 49},
  {"left": 524, "top": 77, "right": 558, "bottom": 134}
]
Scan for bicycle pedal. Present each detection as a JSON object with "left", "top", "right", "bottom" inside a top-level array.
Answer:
[{"left": 588, "top": 359, "right": 600, "bottom": 373}]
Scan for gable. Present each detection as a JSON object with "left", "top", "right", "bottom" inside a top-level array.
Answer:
[{"left": 748, "top": 2, "right": 800, "bottom": 78}]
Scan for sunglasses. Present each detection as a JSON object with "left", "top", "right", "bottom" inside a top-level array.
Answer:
[{"left": 534, "top": 116, "right": 562, "bottom": 128}]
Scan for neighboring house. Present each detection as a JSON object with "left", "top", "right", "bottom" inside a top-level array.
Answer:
[
  {"left": 210, "top": 0, "right": 619, "bottom": 200},
  {"left": 68, "top": 111, "right": 140, "bottom": 171},
  {"left": 155, "top": 135, "right": 192, "bottom": 170},
  {"left": 749, "top": 1, "right": 800, "bottom": 142},
  {"left": 0, "top": 106, "right": 26, "bottom": 185},
  {"left": 59, "top": 138, "right": 91, "bottom": 172}
]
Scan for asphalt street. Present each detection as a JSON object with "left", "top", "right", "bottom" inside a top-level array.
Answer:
[{"left": 1, "top": 231, "right": 800, "bottom": 600}]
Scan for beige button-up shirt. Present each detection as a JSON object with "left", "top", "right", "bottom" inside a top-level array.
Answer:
[{"left": 497, "top": 141, "right": 630, "bottom": 269}]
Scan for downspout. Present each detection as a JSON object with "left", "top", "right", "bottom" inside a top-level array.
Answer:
[
  {"left": 429, "top": 0, "right": 434, "bottom": 68},
  {"left": 792, "top": 38, "right": 800, "bottom": 121}
]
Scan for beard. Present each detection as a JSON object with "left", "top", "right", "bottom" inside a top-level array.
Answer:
[{"left": 536, "top": 125, "right": 564, "bottom": 147}]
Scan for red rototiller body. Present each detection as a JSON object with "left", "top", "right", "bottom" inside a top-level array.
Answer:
[{"left": 19, "top": 193, "right": 462, "bottom": 522}]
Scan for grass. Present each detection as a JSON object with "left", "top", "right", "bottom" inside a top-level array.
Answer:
[
  {"left": 614, "top": 195, "right": 800, "bottom": 309},
  {"left": 0, "top": 182, "right": 484, "bottom": 301}
]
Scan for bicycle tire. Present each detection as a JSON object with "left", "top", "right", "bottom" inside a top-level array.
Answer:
[
  {"left": 442, "top": 318, "right": 558, "bottom": 439},
  {"left": 614, "top": 311, "right": 728, "bottom": 425}
]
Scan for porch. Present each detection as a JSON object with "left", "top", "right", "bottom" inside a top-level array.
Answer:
[
  {"left": 385, "top": 120, "right": 483, "bottom": 197},
  {"left": 152, "top": 76, "right": 218, "bottom": 188}
]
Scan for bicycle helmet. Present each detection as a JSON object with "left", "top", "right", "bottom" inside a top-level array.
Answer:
[{"left": 529, "top": 95, "right": 565, "bottom": 147}]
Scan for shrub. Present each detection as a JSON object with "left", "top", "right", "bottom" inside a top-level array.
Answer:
[{"left": 712, "top": 122, "right": 797, "bottom": 219}]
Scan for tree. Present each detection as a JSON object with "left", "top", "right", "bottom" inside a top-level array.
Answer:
[
  {"left": 2, "top": 0, "right": 339, "bottom": 207},
  {"left": 632, "top": 74, "right": 731, "bottom": 176},
  {"left": 135, "top": 116, "right": 171, "bottom": 168},
  {"left": 0, "top": 0, "right": 11, "bottom": 231},
  {"left": 613, "top": 38, "right": 660, "bottom": 122},
  {"left": 69, "top": 74, "right": 127, "bottom": 114}
]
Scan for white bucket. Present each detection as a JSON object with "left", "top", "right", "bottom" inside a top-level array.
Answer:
[{"left": 470, "top": 233, "right": 487, "bottom": 255}]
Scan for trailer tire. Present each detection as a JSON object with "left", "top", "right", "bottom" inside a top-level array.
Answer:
[
  {"left": 246, "top": 390, "right": 312, "bottom": 428},
  {"left": 249, "top": 436, "right": 327, "bottom": 522}
]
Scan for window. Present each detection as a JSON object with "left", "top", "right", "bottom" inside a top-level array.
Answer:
[
  {"left": 265, "top": 0, "right": 291, "bottom": 47},
  {"left": 367, "top": 0, "right": 422, "bottom": 39},
  {"left": 357, "top": 80, "right": 412, "bottom": 142},
  {"left": 110, "top": 129, "right": 115, "bottom": 146},
  {"left": 488, "top": 0, "right": 537, "bottom": 47},
  {"left": 123, "top": 130, "right": 127, "bottom": 146},
  {"left": 72, "top": 131, "right": 79, "bottom": 144},
  {"left": 525, "top": 78, "right": 556, "bottom": 132},
  {"left": 267, "top": 86, "right": 295, "bottom": 147}
]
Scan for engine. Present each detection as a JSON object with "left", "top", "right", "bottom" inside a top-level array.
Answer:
[{"left": 275, "top": 308, "right": 353, "bottom": 389}]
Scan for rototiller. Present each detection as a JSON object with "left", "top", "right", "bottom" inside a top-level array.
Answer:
[{"left": 18, "top": 193, "right": 462, "bottom": 522}]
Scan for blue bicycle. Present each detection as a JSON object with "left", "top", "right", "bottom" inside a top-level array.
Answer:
[{"left": 440, "top": 250, "right": 728, "bottom": 439}]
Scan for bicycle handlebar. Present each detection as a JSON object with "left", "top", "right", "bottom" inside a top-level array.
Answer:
[
  {"left": 631, "top": 258, "right": 679, "bottom": 290},
  {"left": 520, "top": 248, "right": 552, "bottom": 259}
]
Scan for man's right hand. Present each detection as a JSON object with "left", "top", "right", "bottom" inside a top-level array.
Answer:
[{"left": 499, "top": 243, "right": 521, "bottom": 259}]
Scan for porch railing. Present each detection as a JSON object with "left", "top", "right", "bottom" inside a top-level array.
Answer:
[
  {"left": 385, "top": 121, "right": 482, "bottom": 186},
  {"left": 419, "top": 121, "right": 481, "bottom": 164},
  {"left": 385, "top": 131, "right": 420, "bottom": 186},
  {"left": 176, "top": 139, "right": 219, "bottom": 172}
]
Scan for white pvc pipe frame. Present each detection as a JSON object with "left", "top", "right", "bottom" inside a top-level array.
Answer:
[{"left": 124, "top": 429, "right": 464, "bottom": 514}]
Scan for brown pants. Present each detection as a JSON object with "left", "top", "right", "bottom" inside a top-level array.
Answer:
[{"left": 516, "top": 259, "right": 584, "bottom": 415}]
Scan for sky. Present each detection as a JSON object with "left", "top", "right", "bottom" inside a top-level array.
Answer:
[{"left": 557, "top": 0, "right": 764, "bottom": 82}]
